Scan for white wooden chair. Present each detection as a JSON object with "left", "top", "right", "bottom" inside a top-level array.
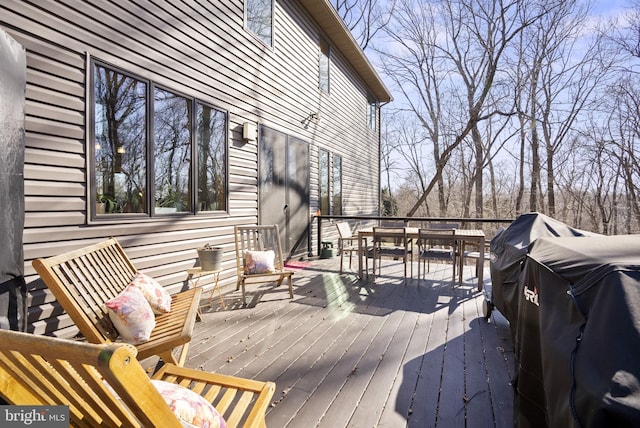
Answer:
[
  {"left": 234, "top": 224, "right": 294, "bottom": 305},
  {"left": 336, "top": 221, "right": 360, "bottom": 274}
]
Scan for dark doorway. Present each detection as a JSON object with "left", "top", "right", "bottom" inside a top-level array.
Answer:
[{"left": 258, "top": 126, "right": 310, "bottom": 258}]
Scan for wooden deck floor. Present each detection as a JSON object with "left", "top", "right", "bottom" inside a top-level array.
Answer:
[{"left": 187, "top": 258, "right": 515, "bottom": 428}]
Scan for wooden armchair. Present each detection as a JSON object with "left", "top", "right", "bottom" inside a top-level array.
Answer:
[
  {"left": 32, "top": 238, "right": 201, "bottom": 367},
  {"left": 234, "top": 224, "right": 294, "bottom": 305},
  {"left": 0, "top": 329, "right": 275, "bottom": 428}
]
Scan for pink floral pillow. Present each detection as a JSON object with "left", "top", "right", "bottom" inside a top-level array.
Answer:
[
  {"left": 151, "top": 380, "right": 227, "bottom": 428},
  {"left": 105, "top": 286, "right": 155, "bottom": 344},
  {"left": 244, "top": 250, "right": 276, "bottom": 274},
  {"left": 129, "top": 272, "right": 172, "bottom": 314}
]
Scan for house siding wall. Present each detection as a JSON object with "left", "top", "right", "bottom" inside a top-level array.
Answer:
[{"left": 0, "top": 0, "right": 381, "bottom": 337}]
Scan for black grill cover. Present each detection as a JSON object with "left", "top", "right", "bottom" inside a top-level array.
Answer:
[
  {"left": 0, "top": 30, "right": 26, "bottom": 332},
  {"left": 489, "top": 212, "right": 597, "bottom": 331},
  {"left": 514, "top": 235, "right": 640, "bottom": 428}
]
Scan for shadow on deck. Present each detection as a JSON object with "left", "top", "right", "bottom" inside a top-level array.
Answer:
[{"left": 188, "top": 257, "right": 515, "bottom": 428}]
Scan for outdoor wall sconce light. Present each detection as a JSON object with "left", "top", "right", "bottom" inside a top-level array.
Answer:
[
  {"left": 243, "top": 122, "right": 257, "bottom": 143},
  {"left": 301, "top": 112, "right": 320, "bottom": 128}
]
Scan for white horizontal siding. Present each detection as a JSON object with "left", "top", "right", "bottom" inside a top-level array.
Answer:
[{"left": 1, "top": 0, "right": 381, "bottom": 336}]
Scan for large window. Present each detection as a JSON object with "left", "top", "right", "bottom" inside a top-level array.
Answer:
[
  {"left": 319, "top": 38, "right": 330, "bottom": 93},
  {"left": 246, "top": 0, "right": 273, "bottom": 46},
  {"left": 93, "top": 62, "right": 227, "bottom": 218},
  {"left": 333, "top": 154, "right": 342, "bottom": 215},
  {"left": 154, "top": 88, "right": 191, "bottom": 213},
  {"left": 318, "top": 150, "right": 342, "bottom": 215},
  {"left": 94, "top": 66, "right": 147, "bottom": 215},
  {"left": 197, "top": 104, "right": 227, "bottom": 211},
  {"left": 318, "top": 148, "right": 330, "bottom": 215}
]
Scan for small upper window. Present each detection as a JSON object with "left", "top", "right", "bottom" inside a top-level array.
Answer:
[
  {"left": 246, "top": 0, "right": 273, "bottom": 46},
  {"left": 367, "top": 98, "right": 378, "bottom": 131},
  {"left": 319, "top": 38, "right": 330, "bottom": 93}
]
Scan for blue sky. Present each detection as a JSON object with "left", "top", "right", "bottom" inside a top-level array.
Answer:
[
  {"left": 593, "top": 0, "right": 628, "bottom": 14},
  {"left": 592, "top": 0, "right": 631, "bottom": 21}
]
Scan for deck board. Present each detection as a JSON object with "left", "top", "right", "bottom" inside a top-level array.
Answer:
[
  {"left": 186, "top": 257, "right": 514, "bottom": 427},
  {"left": 463, "top": 294, "right": 495, "bottom": 427},
  {"left": 344, "top": 287, "right": 417, "bottom": 427}
]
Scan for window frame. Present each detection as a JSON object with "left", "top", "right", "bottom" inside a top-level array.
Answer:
[
  {"left": 319, "top": 38, "right": 330, "bottom": 93},
  {"left": 245, "top": 0, "right": 274, "bottom": 47},
  {"left": 367, "top": 97, "right": 378, "bottom": 131},
  {"left": 332, "top": 154, "right": 342, "bottom": 215},
  {"left": 318, "top": 148, "right": 330, "bottom": 215},
  {"left": 90, "top": 59, "right": 229, "bottom": 221}
]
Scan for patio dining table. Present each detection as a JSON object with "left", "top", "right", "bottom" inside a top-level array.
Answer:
[{"left": 357, "top": 227, "right": 486, "bottom": 291}]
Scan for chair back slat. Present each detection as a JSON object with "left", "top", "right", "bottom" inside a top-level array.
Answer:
[
  {"left": 373, "top": 227, "right": 408, "bottom": 247},
  {"left": 427, "top": 223, "right": 460, "bottom": 230},
  {"left": 336, "top": 221, "right": 353, "bottom": 240},
  {"left": 418, "top": 229, "right": 457, "bottom": 249}
]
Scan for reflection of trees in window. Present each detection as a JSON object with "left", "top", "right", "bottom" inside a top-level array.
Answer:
[
  {"left": 319, "top": 149, "right": 329, "bottom": 215},
  {"left": 94, "top": 65, "right": 147, "bottom": 214},
  {"left": 93, "top": 62, "right": 228, "bottom": 217},
  {"left": 246, "top": 0, "right": 273, "bottom": 46},
  {"left": 259, "top": 133, "right": 275, "bottom": 190},
  {"left": 197, "top": 105, "right": 227, "bottom": 211},
  {"left": 154, "top": 88, "right": 191, "bottom": 213},
  {"left": 319, "top": 39, "right": 330, "bottom": 93},
  {"left": 333, "top": 154, "right": 342, "bottom": 215}
]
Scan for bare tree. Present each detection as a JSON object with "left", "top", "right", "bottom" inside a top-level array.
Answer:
[
  {"left": 379, "top": 0, "right": 451, "bottom": 215},
  {"left": 380, "top": 112, "right": 400, "bottom": 202},
  {"left": 380, "top": 0, "right": 562, "bottom": 217},
  {"left": 333, "top": 0, "right": 396, "bottom": 50},
  {"left": 608, "top": 79, "right": 640, "bottom": 230},
  {"left": 612, "top": 0, "right": 640, "bottom": 60},
  {"left": 535, "top": 2, "right": 612, "bottom": 217}
]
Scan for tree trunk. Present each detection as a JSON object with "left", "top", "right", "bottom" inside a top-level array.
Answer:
[
  {"left": 515, "top": 117, "right": 526, "bottom": 214},
  {"left": 530, "top": 119, "right": 540, "bottom": 212},
  {"left": 546, "top": 148, "right": 556, "bottom": 217},
  {"left": 472, "top": 124, "right": 483, "bottom": 218}
]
